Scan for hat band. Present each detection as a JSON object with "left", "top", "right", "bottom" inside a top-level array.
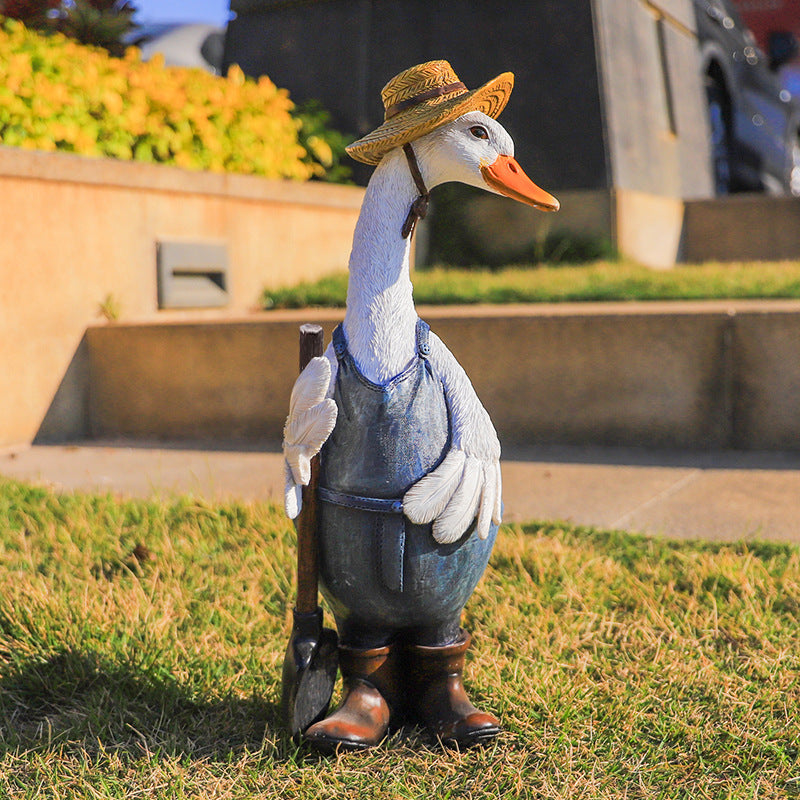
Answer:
[{"left": 384, "top": 81, "right": 467, "bottom": 121}]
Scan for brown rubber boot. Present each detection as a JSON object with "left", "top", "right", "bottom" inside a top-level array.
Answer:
[
  {"left": 405, "top": 629, "right": 501, "bottom": 747},
  {"left": 303, "top": 642, "right": 398, "bottom": 753}
]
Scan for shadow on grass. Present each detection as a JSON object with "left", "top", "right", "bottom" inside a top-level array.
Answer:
[{"left": 0, "top": 649, "right": 310, "bottom": 762}]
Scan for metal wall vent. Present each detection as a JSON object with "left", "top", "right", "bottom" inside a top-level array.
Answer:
[{"left": 157, "top": 240, "right": 229, "bottom": 309}]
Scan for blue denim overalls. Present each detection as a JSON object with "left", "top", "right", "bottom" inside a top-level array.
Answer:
[{"left": 317, "top": 319, "right": 498, "bottom": 649}]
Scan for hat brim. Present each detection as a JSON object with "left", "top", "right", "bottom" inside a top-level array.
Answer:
[{"left": 346, "top": 71, "right": 514, "bottom": 165}]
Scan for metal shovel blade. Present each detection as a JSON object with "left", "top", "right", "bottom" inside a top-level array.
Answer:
[{"left": 281, "top": 607, "right": 339, "bottom": 738}]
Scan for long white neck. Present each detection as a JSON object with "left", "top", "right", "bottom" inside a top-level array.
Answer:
[{"left": 343, "top": 148, "right": 421, "bottom": 385}]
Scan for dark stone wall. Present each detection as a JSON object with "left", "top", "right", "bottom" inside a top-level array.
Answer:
[{"left": 224, "top": 0, "right": 608, "bottom": 190}]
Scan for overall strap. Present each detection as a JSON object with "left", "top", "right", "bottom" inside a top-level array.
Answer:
[
  {"left": 331, "top": 323, "right": 347, "bottom": 360},
  {"left": 415, "top": 318, "right": 431, "bottom": 359}
]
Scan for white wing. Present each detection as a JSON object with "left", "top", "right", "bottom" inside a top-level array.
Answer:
[
  {"left": 403, "top": 449, "right": 466, "bottom": 525},
  {"left": 282, "top": 352, "right": 337, "bottom": 518},
  {"left": 402, "top": 332, "right": 502, "bottom": 543}
]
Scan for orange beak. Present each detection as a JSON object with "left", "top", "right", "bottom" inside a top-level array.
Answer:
[{"left": 480, "top": 155, "right": 560, "bottom": 212}]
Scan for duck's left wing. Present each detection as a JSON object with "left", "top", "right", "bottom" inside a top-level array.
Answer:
[
  {"left": 403, "top": 332, "right": 502, "bottom": 544},
  {"left": 282, "top": 350, "right": 338, "bottom": 518}
]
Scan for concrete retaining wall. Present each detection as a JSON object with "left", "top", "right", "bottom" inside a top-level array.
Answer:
[
  {"left": 0, "top": 147, "right": 363, "bottom": 447},
  {"left": 82, "top": 301, "right": 800, "bottom": 451},
  {"left": 682, "top": 195, "right": 800, "bottom": 263},
  {"left": 733, "top": 308, "right": 800, "bottom": 449},
  {"left": 3, "top": 146, "right": 799, "bottom": 449}
]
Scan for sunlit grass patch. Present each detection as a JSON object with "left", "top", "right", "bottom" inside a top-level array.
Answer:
[
  {"left": 261, "top": 261, "right": 800, "bottom": 309},
  {"left": 0, "top": 480, "right": 798, "bottom": 798}
]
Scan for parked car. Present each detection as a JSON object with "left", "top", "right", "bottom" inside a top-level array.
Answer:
[
  {"left": 693, "top": 0, "right": 800, "bottom": 195},
  {"left": 124, "top": 23, "right": 225, "bottom": 74}
]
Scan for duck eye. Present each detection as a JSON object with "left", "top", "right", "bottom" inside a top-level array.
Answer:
[{"left": 469, "top": 125, "right": 489, "bottom": 140}]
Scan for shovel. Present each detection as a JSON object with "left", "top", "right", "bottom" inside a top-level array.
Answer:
[{"left": 281, "top": 323, "right": 339, "bottom": 739}]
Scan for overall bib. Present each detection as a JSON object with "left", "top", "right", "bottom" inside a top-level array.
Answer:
[{"left": 318, "top": 319, "right": 498, "bottom": 649}]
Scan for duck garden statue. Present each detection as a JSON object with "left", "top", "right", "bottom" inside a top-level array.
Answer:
[{"left": 282, "top": 60, "right": 559, "bottom": 752}]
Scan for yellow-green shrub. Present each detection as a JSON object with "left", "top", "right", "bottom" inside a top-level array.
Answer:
[{"left": 0, "top": 18, "right": 320, "bottom": 180}]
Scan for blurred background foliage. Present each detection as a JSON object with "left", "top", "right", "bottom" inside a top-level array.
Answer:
[
  {"left": 1, "top": 0, "right": 136, "bottom": 56},
  {"left": 0, "top": 10, "right": 352, "bottom": 181},
  {"left": 427, "top": 184, "right": 616, "bottom": 268}
]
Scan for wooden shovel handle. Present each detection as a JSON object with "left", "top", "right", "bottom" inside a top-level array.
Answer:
[{"left": 296, "top": 323, "right": 324, "bottom": 614}]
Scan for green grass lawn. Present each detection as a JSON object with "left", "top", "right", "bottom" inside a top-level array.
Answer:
[
  {"left": 1, "top": 478, "right": 798, "bottom": 798},
  {"left": 261, "top": 261, "right": 800, "bottom": 309}
]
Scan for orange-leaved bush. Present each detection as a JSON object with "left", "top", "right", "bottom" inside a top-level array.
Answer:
[{"left": 0, "top": 17, "right": 320, "bottom": 180}]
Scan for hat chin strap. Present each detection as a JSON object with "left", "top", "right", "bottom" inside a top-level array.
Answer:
[{"left": 401, "top": 143, "right": 429, "bottom": 240}]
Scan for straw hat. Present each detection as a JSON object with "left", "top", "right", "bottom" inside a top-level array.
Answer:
[{"left": 346, "top": 60, "right": 514, "bottom": 165}]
